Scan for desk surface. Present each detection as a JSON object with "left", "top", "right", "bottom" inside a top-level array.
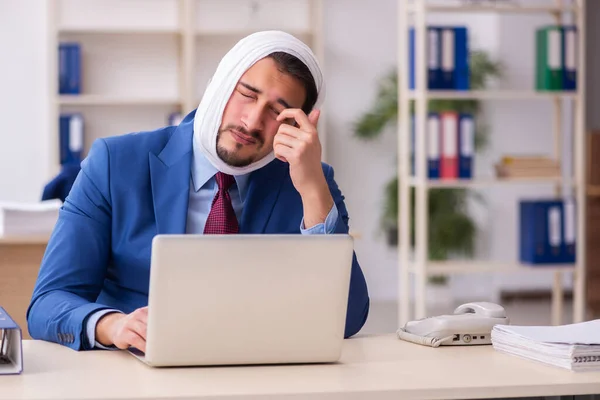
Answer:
[{"left": 3, "top": 335, "right": 600, "bottom": 400}]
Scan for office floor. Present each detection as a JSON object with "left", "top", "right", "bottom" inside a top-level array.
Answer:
[{"left": 361, "top": 299, "right": 575, "bottom": 334}]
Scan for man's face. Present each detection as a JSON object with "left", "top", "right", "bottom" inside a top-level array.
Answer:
[{"left": 216, "top": 57, "right": 307, "bottom": 167}]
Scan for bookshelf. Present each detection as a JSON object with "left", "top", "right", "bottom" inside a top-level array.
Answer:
[
  {"left": 47, "top": 0, "right": 325, "bottom": 178},
  {"left": 397, "top": 0, "right": 586, "bottom": 326}
]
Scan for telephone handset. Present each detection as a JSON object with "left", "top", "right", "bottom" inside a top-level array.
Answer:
[{"left": 397, "top": 302, "right": 510, "bottom": 347}]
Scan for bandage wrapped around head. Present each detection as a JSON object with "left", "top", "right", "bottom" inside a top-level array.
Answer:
[{"left": 193, "top": 30, "right": 326, "bottom": 176}]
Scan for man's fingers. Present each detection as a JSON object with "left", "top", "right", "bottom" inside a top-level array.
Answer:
[
  {"left": 274, "top": 144, "right": 294, "bottom": 164},
  {"left": 276, "top": 109, "right": 314, "bottom": 132},
  {"left": 274, "top": 132, "right": 297, "bottom": 149},
  {"left": 134, "top": 307, "right": 148, "bottom": 324},
  {"left": 308, "top": 109, "right": 320, "bottom": 127},
  {"left": 276, "top": 124, "right": 310, "bottom": 141},
  {"left": 128, "top": 318, "right": 148, "bottom": 340},
  {"left": 125, "top": 330, "right": 147, "bottom": 353}
]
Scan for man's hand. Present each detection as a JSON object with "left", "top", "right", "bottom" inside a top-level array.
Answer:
[
  {"left": 274, "top": 109, "right": 334, "bottom": 228},
  {"left": 95, "top": 307, "right": 148, "bottom": 352}
]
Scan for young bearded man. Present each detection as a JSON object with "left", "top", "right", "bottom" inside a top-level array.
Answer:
[{"left": 27, "top": 31, "right": 370, "bottom": 351}]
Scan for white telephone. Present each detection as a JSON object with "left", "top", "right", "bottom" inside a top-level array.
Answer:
[{"left": 397, "top": 302, "right": 510, "bottom": 347}]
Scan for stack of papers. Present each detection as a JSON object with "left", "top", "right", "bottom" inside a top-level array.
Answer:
[
  {"left": 491, "top": 320, "right": 600, "bottom": 371},
  {"left": 0, "top": 200, "right": 62, "bottom": 237}
]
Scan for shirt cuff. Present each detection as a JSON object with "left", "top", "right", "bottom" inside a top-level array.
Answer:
[
  {"left": 300, "top": 203, "right": 339, "bottom": 235},
  {"left": 86, "top": 309, "right": 122, "bottom": 350}
]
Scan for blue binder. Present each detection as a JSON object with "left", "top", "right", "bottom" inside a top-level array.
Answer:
[
  {"left": 427, "top": 113, "right": 441, "bottom": 179},
  {"left": 0, "top": 307, "right": 23, "bottom": 375},
  {"left": 520, "top": 199, "right": 573, "bottom": 265},
  {"left": 409, "top": 27, "right": 442, "bottom": 89},
  {"left": 562, "top": 198, "right": 576, "bottom": 263},
  {"left": 457, "top": 113, "right": 474, "bottom": 178},
  {"left": 562, "top": 26, "right": 577, "bottom": 91},
  {"left": 454, "top": 27, "right": 470, "bottom": 90},
  {"left": 410, "top": 114, "right": 415, "bottom": 176},
  {"left": 58, "top": 43, "right": 81, "bottom": 94},
  {"left": 440, "top": 28, "right": 455, "bottom": 89},
  {"left": 59, "top": 114, "right": 84, "bottom": 165}
]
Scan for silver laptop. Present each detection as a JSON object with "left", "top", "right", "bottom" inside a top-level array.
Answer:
[{"left": 129, "top": 234, "right": 354, "bottom": 367}]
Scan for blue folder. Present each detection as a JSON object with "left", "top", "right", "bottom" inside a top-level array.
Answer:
[
  {"left": 561, "top": 26, "right": 577, "bottom": 91},
  {"left": 0, "top": 307, "right": 23, "bottom": 375},
  {"left": 454, "top": 27, "right": 470, "bottom": 90},
  {"left": 457, "top": 113, "right": 474, "bottom": 179},
  {"left": 409, "top": 27, "right": 442, "bottom": 89},
  {"left": 58, "top": 43, "right": 81, "bottom": 94},
  {"left": 59, "top": 113, "right": 84, "bottom": 166},
  {"left": 520, "top": 199, "right": 575, "bottom": 265}
]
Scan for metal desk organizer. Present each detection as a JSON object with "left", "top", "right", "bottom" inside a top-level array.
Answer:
[{"left": 0, "top": 307, "right": 23, "bottom": 374}]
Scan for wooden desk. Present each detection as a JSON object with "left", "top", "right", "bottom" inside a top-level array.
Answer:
[
  {"left": 0, "top": 236, "right": 48, "bottom": 339},
  {"left": 2, "top": 335, "right": 600, "bottom": 400}
]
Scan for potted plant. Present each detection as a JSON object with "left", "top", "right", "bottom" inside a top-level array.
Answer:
[{"left": 353, "top": 50, "right": 503, "bottom": 292}]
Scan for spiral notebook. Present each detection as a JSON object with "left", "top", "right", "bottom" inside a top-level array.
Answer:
[{"left": 491, "top": 319, "right": 600, "bottom": 372}]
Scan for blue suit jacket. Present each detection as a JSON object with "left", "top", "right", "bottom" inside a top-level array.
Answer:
[{"left": 27, "top": 112, "right": 370, "bottom": 350}]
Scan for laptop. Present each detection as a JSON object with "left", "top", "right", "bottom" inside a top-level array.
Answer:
[{"left": 128, "top": 234, "right": 354, "bottom": 367}]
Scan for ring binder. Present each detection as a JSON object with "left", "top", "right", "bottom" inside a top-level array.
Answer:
[{"left": 0, "top": 307, "right": 23, "bottom": 374}]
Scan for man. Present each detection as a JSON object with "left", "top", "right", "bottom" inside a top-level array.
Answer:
[{"left": 27, "top": 31, "right": 369, "bottom": 352}]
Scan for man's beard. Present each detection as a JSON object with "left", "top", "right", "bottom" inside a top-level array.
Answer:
[{"left": 216, "top": 124, "right": 264, "bottom": 167}]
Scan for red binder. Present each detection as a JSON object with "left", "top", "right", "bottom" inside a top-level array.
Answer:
[{"left": 441, "top": 112, "right": 458, "bottom": 179}]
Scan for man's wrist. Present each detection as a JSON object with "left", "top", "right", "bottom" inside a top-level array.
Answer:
[
  {"left": 300, "top": 179, "right": 334, "bottom": 228},
  {"left": 95, "top": 312, "right": 123, "bottom": 347}
]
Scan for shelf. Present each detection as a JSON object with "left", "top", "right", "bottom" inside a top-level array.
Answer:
[
  {"left": 58, "top": 27, "right": 181, "bottom": 35},
  {"left": 407, "top": 4, "right": 578, "bottom": 14},
  {"left": 407, "top": 176, "right": 572, "bottom": 188},
  {"left": 196, "top": 29, "right": 313, "bottom": 37},
  {"left": 409, "top": 261, "right": 575, "bottom": 275},
  {"left": 58, "top": 95, "right": 182, "bottom": 106},
  {"left": 407, "top": 90, "right": 578, "bottom": 100}
]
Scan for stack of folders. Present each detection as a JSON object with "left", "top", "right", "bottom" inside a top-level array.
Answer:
[
  {"left": 495, "top": 155, "right": 561, "bottom": 178},
  {"left": 491, "top": 320, "right": 600, "bottom": 372},
  {"left": 410, "top": 112, "right": 474, "bottom": 180},
  {"left": 0, "top": 200, "right": 62, "bottom": 237},
  {"left": 409, "top": 26, "right": 470, "bottom": 90},
  {"left": 536, "top": 25, "right": 577, "bottom": 91}
]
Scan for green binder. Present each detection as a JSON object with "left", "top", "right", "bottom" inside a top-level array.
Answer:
[{"left": 536, "top": 26, "right": 563, "bottom": 91}]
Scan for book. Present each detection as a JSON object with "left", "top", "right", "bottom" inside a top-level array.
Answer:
[
  {"left": 0, "top": 200, "right": 61, "bottom": 237},
  {"left": 536, "top": 26, "right": 563, "bottom": 91},
  {"left": 0, "top": 307, "right": 23, "bottom": 375},
  {"left": 491, "top": 320, "right": 600, "bottom": 372}
]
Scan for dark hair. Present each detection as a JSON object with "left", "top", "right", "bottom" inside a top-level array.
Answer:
[{"left": 267, "top": 52, "right": 318, "bottom": 114}]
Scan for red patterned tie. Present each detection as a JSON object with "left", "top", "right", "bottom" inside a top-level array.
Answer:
[{"left": 204, "top": 172, "right": 239, "bottom": 234}]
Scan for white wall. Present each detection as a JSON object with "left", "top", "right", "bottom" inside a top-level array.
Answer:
[
  {"left": 0, "top": 0, "right": 572, "bottom": 304},
  {"left": 0, "top": 0, "right": 51, "bottom": 202}
]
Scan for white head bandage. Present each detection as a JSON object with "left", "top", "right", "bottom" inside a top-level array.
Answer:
[{"left": 193, "top": 30, "right": 325, "bottom": 176}]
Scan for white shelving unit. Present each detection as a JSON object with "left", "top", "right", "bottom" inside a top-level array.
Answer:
[
  {"left": 397, "top": 0, "right": 587, "bottom": 326},
  {"left": 47, "top": 0, "right": 325, "bottom": 178}
]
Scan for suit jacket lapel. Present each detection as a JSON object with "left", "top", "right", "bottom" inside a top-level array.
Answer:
[
  {"left": 240, "top": 160, "right": 288, "bottom": 233},
  {"left": 149, "top": 113, "right": 194, "bottom": 234}
]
